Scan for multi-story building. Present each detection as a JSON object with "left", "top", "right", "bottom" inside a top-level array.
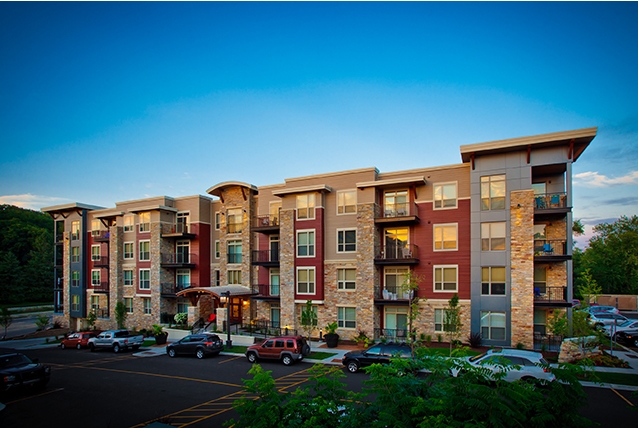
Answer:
[{"left": 43, "top": 127, "right": 596, "bottom": 348}]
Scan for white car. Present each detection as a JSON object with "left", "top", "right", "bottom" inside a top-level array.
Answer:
[
  {"left": 588, "top": 312, "right": 630, "bottom": 328},
  {"left": 451, "top": 348, "right": 555, "bottom": 383},
  {"left": 588, "top": 305, "right": 620, "bottom": 314},
  {"left": 603, "top": 319, "right": 638, "bottom": 338}
]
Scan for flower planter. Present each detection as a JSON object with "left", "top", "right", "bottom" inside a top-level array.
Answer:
[
  {"left": 154, "top": 333, "right": 168, "bottom": 345},
  {"left": 324, "top": 333, "right": 339, "bottom": 348}
]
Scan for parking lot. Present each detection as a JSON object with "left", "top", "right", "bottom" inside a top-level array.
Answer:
[{"left": 1, "top": 345, "right": 637, "bottom": 427}]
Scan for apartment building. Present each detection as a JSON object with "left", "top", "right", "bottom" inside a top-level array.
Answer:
[{"left": 43, "top": 127, "right": 596, "bottom": 348}]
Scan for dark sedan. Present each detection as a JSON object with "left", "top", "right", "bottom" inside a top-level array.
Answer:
[
  {"left": 342, "top": 343, "right": 413, "bottom": 373},
  {"left": 616, "top": 330, "right": 638, "bottom": 347},
  {"left": 166, "top": 333, "right": 224, "bottom": 359},
  {"left": 0, "top": 350, "right": 51, "bottom": 396}
]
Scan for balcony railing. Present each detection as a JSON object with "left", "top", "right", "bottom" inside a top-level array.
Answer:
[
  {"left": 161, "top": 253, "right": 195, "bottom": 265},
  {"left": 374, "top": 285, "right": 414, "bottom": 301},
  {"left": 95, "top": 308, "right": 109, "bottom": 319},
  {"left": 380, "top": 202, "right": 419, "bottom": 219},
  {"left": 533, "top": 240, "right": 567, "bottom": 256},
  {"left": 251, "top": 250, "right": 280, "bottom": 265},
  {"left": 161, "top": 283, "right": 197, "bottom": 296},
  {"left": 253, "top": 215, "right": 280, "bottom": 229},
  {"left": 373, "top": 327, "right": 409, "bottom": 342},
  {"left": 375, "top": 243, "right": 419, "bottom": 261},
  {"left": 91, "top": 231, "right": 110, "bottom": 242},
  {"left": 534, "top": 286, "right": 567, "bottom": 303},
  {"left": 91, "top": 282, "right": 109, "bottom": 293},
  {"left": 92, "top": 256, "right": 109, "bottom": 267},
  {"left": 161, "top": 222, "right": 195, "bottom": 237},
  {"left": 534, "top": 193, "right": 567, "bottom": 210},
  {"left": 251, "top": 284, "right": 281, "bottom": 298}
]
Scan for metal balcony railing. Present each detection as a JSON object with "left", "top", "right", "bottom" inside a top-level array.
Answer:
[
  {"left": 379, "top": 201, "right": 419, "bottom": 219},
  {"left": 161, "top": 253, "right": 195, "bottom": 265},
  {"left": 375, "top": 243, "right": 419, "bottom": 260},
  {"left": 91, "top": 231, "right": 110, "bottom": 241},
  {"left": 91, "top": 282, "right": 109, "bottom": 293},
  {"left": 534, "top": 193, "right": 567, "bottom": 210},
  {"left": 373, "top": 327, "right": 409, "bottom": 342},
  {"left": 534, "top": 240, "right": 567, "bottom": 256},
  {"left": 253, "top": 215, "right": 280, "bottom": 228},
  {"left": 251, "top": 284, "right": 280, "bottom": 298},
  {"left": 251, "top": 250, "right": 279, "bottom": 264},
  {"left": 161, "top": 283, "right": 197, "bottom": 296},
  {"left": 533, "top": 286, "right": 567, "bottom": 302},
  {"left": 161, "top": 222, "right": 193, "bottom": 235},
  {"left": 374, "top": 285, "right": 414, "bottom": 301},
  {"left": 92, "top": 256, "right": 109, "bottom": 267}
]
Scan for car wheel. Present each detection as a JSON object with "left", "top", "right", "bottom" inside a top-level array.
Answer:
[
  {"left": 113, "top": 344, "right": 121, "bottom": 353},
  {"left": 196, "top": 349, "right": 206, "bottom": 359},
  {"left": 247, "top": 352, "right": 257, "bottom": 363},
  {"left": 76, "top": 343, "right": 82, "bottom": 350},
  {"left": 282, "top": 355, "right": 293, "bottom": 366},
  {"left": 89, "top": 344, "right": 96, "bottom": 352},
  {"left": 61, "top": 343, "right": 66, "bottom": 350},
  {"left": 302, "top": 344, "right": 311, "bottom": 356},
  {"left": 634, "top": 339, "right": 638, "bottom": 348},
  {"left": 346, "top": 361, "right": 359, "bottom": 373},
  {"left": 167, "top": 348, "right": 176, "bottom": 358}
]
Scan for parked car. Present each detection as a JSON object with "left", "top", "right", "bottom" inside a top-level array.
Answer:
[
  {"left": 245, "top": 336, "right": 310, "bottom": 366},
  {"left": 60, "top": 331, "right": 100, "bottom": 350},
  {"left": 450, "top": 348, "right": 555, "bottom": 383},
  {"left": 571, "top": 299, "right": 581, "bottom": 309},
  {"left": 87, "top": 330, "right": 145, "bottom": 353},
  {"left": 166, "top": 333, "right": 224, "bottom": 359},
  {"left": 588, "top": 305, "right": 620, "bottom": 314},
  {"left": 587, "top": 312, "right": 629, "bottom": 328},
  {"left": 602, "top": 319, "right": 638, "bottom": 338},
  {"left": 342, "top": 343, "right": 412, "bottom": 373},
  {"left": 615, "top": 330, "right": 638, "bottom": 347},
  {"left": 0, "top": 350, "right": 51, "bottom": 396}
]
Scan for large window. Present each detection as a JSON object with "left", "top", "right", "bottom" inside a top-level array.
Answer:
[
  {"left": 433, "top": 182, "right": 457, "bottom": 209},
  {"left": 91, "top": 270, "right": 101, "bottom": 286},
  {"left": 123, "top": 270, "right": 134, "bottom": 286},
  {"left": 124, "top": 297, "right": 134, "bottom": 313},
  {"left": 296, "top": 194, "right": 315, "bottom": 220},
  {"left": 271, "top": 306, "right": 281, "bottom": 328},
  {"left": 337, "top": 229, "right": 356, "bottom": 253},
  {"left": 270, "top": 269, "right": 280, "bottom": 296},
  {"left": 124, "top": 242, "right": 134, "bottom": 260},
  {"left": 434, "top": 265, "right": 458, "bottom": 292},
  {"left": 139, "top": 212, "right": 151, "bottom": 232},
  {"left": 384, "top": 190, "right": 408, "bottom": 217},
  {"left": 482, "top": 267, "right": 506, "bottom": 295},
  {"left": 90, "top": 295, "right": 99, "bottom": 310},
  {"left": 434, "top": 309, "right": 450, "bottom": 332},
  {"left": 71, "top": 221, "right": 80, "bottom": 240},
  {"left": 139, "top": 240, "right": 150, "bottom": 261},
  {"left": 91, "top": 220, "right": 101, "bottom": 236},
  {"left": 481, "top": 222, "right": 506, "bottom": 251},
  {"left": 296, "top": 267, "right": 315, "bottom": 294},
  {"left": 297, "top": 230, "right": 315, "bottom": 257},
  {"left": 71, "top": 295, "right": 80, "bottom": 311},
  {"left": 71, "top": 271, "right": 80, "bottom": 287},
  {"left": 176, "top": 269, "right": 190, "bottom": 289},
  {"left": 433, "top": 224, "right": 457, "bottom": 251},
  {"left": 384, "top": 227, "right": 409, "bottom": 259},
  {"left": 384, "top": 268, "right": 408, "bottom": 294},
  {"left": 337, "top": 268, "right": 356, "bottom": 290},
  {"left": 227, "top": 208, "right": 242, "bottom": 233},
  {"left": 227, "top": 240, "right": 242, "bottom": 264},
  {"left": 139, "top": 269, "right": 150, "bottom": 290},
  {"left": 337, "top": 306, "right": 356, "bottom": 329},
  {"left": 71, "top": 246, "right": 80, "bottom": 262},
  {"left": 481, "top": 311, "right": 506, "bottom": 341},
  {"left": 228, "top": 270, "right": 242, "bottom": 285},
  {"left": 480, "top": 175, "right": 506, "bottom": 211},
  {"left": 91, "top": 245, "right": 100, "bottom": 261},
  {"left": 337, "top": 190, "right": 356, "bottom": 214},
  {"left": 143, "top": 298, "right": 152, "bottom": 315},
  {"left": 176, "top": 240, "right": 190, "bottom": 264},
  {"left": 123, "top": 215, "right": 134, "bottom": 232}
]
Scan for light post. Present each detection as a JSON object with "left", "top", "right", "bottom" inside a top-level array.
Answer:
[{"left": 224, "top": 291, "right": 232, "bottom": 348}]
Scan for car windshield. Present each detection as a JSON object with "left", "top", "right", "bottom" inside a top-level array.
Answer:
[{"left": 0, "top": 354, "right": 32, "bottom": 369}]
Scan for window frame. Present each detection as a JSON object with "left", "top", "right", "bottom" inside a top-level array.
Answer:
[
  {"left": 123, "top": 215, "right": 134, "bottom": 232},
  {"left": 71, "top": 246, "right": 80, "bottom": 263},
  {"left": 480, "top": 175, "right": 506, "bottom": 211},
  {"left": 139, "top": 212, "right": 151, "bottom": 233},
  {"left": 124, "top": 297, "right": 134, "bottom": 313},
  {"left": 139, "top": 240, "right": 150, "bottom": 261},
  {"left": 228, "top": 270, "right": 242, "bottom": 285},
  {"left": 296, "top": 267, "right": 316, "bottom": 295},
  {"left": 337, "top": 268, "right": 356, "bottom": 290},
  {"left": 123, "top": 269, "right": 134, "bottom": 286},
  {"left": 227, "top": 240, "right": 242, "bottom": 264},
  {"left": 481, "top": 267, "right": 506, "bottom": 296},
  {"left": 337, "top": 189, "right": 357, "bottom": 215},
  {"left": 481, "top": 222, "right": 506, "bottom": 251},
  {"left": 227, "top": 207, "right": 243, "bottom": 234},
  {"left": 433, "top": 182, "right": 458, "bottom": 210},
  {"left": 337, "top": 306, "right": 357, "bottom": 329},
  {"left": 481, "top": 311, "right": 507, "bottom": 341},
  {"left": 124, "top": 242, "right": 134, "bottom": 260},
  {"left": 296, "top": 193, "right": 316, "bottom": 220},
  {"left": 143, "top": 297, "right": 152, "bottom": 315},
  {"left": 433, "top": 223, "right": 458, "bottom": 251},
  {"left": 337, "top": 228, "right": 357, "bottom": 253},
  {"left": 91, "top": 269, "right": 101, "bottom": 286},
  {"left": 433, "top": 265, "right": 458, "bottom": 292},
  {"left": 296, "top": 229, "right": 316, "bottom": 258},
  {"left": 139, "top": 269, "right": 150, "bottom": 290}
]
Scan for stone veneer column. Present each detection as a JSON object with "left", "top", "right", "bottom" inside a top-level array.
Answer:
[
  {"left": 279, "top": 209, "right": 296, "bottom": 329},
  {"left": 510, "top": 190, "right": 534, "bottom": 348},
  {"left": 355, "top": 203, "right": 377, "bottom": 336}
]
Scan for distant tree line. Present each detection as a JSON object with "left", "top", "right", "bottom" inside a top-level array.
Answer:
[
  {"left": 0, "top": 204, "right": 53, "bottom": 304},
  {"left": 574, "top": 215, "right": 638, "bottom": 297}
]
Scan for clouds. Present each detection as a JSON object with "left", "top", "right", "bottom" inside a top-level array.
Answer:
[
  {"left": 573, "top": 170, "right": 638, "bottom": 188},
  {"left": 0, "top": 194, "right": 69, "bottom": 211}
]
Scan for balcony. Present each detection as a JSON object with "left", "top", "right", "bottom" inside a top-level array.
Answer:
[
  {"left": 160, "top": 253, "right": 196, "bottom": 268},
  {"left": 92, "top": 256, "right": 109, "bottom": 267},
  {"left": 161, "top": 223, "right": 196, "bottom": 239},
  {"left": 91, "top": 282, "right": 109, "bottom": 294},
  {"left": 374, "top": 244, "right": 419, "bottom": 265},
  {"left": 373, "top": 327, "right": 408, "bottom": 343},
  {"left": 373, "top": 285, "right": 414, "bottom": 303},
  {"left": 375, "top": 202, "right": 420, "bottom": 225},
  {"left": 253, "top": 215, "right": 280, "bottom": 232},
  {"left": 95, "top": 308, "right": 109, "bottom": 318},
  {"left": 534, "top": 240, "right": 570, "bottom": 262},
  {"left": 534, "top": 192, "right": 569, "bottom": 220},
  {"left": 161, "top": 283, "right": 197, "bottom": 297},
  {"left": 251, "top": 250, "right": 280, "bottom": 267},
  {"left": 251, "top": 284, "right": 280, "bottom": 301},
  {"left": 91, "top": 231, "right": 111, "bottom": 242},
  {"left": 534, "top": 286, "right": 569, "bottom": 307}
]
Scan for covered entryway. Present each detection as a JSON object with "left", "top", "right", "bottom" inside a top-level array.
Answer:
[{"left": 176, "top": 285, "right": 252, "bottom": 326}]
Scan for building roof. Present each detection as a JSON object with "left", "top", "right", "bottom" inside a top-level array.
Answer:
[{"left": 41, "top": 202, "right": 105, "bottom": 214}]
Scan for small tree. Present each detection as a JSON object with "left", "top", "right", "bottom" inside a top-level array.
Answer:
[
  {"left": 400, "top": 271, "right": 425, "bottom": 357},
  {"left": 115, "top": 301, "right": 127, "bottom": 329},
  {"left": 35, "top": 314, "right": 50, "bottom": 331},
  {"left": 0, "top": 306, "right": 13, "bottom": 339},
  {"left": 577, "top": 268, "right": 601, "bottom": 305},
  {"left": 300, "top": 300, "right": 318, "bottom": 341},
  {"left": 85, "top": 309, "right": 97, "bottom": 330},
  {"left": 444, "top": 293, "right": 463, "bottom": 356}
]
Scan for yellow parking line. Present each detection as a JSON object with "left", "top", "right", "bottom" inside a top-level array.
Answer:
[
  {"left": 611, "top": 388, "right": 635, "bottom": 406},
  {"left": 3, "top": 388, "right": 64, "bottom": 405}
]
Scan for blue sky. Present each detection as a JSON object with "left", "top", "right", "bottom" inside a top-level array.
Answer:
[{"left": 1, "top": 2, "right": 637, "bottom": 246}]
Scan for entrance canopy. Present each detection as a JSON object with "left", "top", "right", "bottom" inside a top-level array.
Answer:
[{"left": 176, "top": 285, "right": 253, "bottom": 306}]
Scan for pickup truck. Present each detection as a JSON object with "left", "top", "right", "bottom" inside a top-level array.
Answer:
[{"left": 87, "top": 330, "right": 145, "bottom": 353}]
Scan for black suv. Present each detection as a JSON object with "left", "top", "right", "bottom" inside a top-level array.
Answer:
[
  {"left": 342, "top": 343, "right": 412, "bottom": 373},
  {"left": 166, "top": 333, "right": 224, "bottom": 359},
  {"left": 0, "top": 350, "right": 51, "bottom": 396}
]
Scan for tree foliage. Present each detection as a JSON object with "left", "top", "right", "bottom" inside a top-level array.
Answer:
[
  {"left": 576, "top": 215, "right": 638, "bottom": 295},
  {"left": 0, "top": 205, "right": 53, "bottom": 304}
]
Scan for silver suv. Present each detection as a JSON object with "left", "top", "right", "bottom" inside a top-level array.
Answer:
[{"left": 452, "top": 348, "right": 555, "bottom": 383}]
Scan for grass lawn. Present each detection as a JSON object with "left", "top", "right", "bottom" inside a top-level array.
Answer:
[{"left": 221, "top": 345, "right": 336, "bottom": 361}]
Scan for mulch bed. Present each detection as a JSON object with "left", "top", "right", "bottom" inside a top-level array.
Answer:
[{"left": 9, "top": 328, "right": 69, "bottom": 340}]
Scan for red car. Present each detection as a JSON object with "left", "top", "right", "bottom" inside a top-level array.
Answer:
[{"left": 60, "top": 331, "right": 100, "bottom": 350}]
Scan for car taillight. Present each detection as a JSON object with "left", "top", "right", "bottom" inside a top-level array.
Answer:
[
  {"left": 204, "top": 342, "right": 213, "bottom": 346},
  {"left": 543, "top": 368, "right": 550, "bottom": 373}
]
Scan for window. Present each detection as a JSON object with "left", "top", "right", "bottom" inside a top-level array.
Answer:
[
  {"left": 71, "top": 221, "right": 80, "bottom": 240},
  {"left": 124, "top": 297, "right": 134, "bottom": 313},
  {"left": 91, "top": 245, "right": 100, "bottom": 261},
  {"left": 90, "top": 295, "right": 99, "bottom": 310},
  {"left": 434, "top": 309, "right": 448, "bottom": 332},
  {"left": 296, "top": 267, "right": 315, "bottom": 294},
  {"left": 177, "top": 299, "right": 189, "bottom": 314},
  {"left": 215, "top": 212, "right": 221, "bottom": 230},
  {"left": 139, "top": 212, "right": 151, "bottom": 232},
  {"left": 91, "top": 270, "right": 100, "bottom": 286},
  {"left": 71, "top": 246, "right": 80, "bottom": 262},
  {"left": 176, "top": 240, "right": 190, "bottom": 264},
  {"left": 213, "top": 270, "right": 221, "bottom": 286},
  {"left": 139, "top": 240, "right": 150, "bottom": 261},
  {"left": 271, "top": 306, "right": 281, "bottom": 328},
  {"left": 384, "top": 190, "right": 408, "bottom": 217},
  {"left": 337, "top": 190, "right": 356, "bottom": 214},
  {"left": 296, "top": 194, "right": 315, "bottom": 220},
  {"left": 176, "top": 212, "right": 189, "bottom": 233},
  {"left": 481, "top": 222, "right": 506, "bottom": 251},
  {"left": 71, "top": 295, "right": 80, "bottom": 311},
  {"left": 176, "top": 269, "right": 190, "bottom": 289},
  {"left": 434, "top": 265, "right": 458, "bottom": 292},
  {"left": 433, "top": 224, "right": 457, "bottom": 251},
  {"left": 482, "top": 267, "right": 506, "bottom": 295},
  {"left": 228, "top": 270, "right": 242, "bottom": 285},
  {"left": 384, "top": 227, "right": 409, "bottom": 259},
  {"left": 227, "top": 208, "right": 242, "bottom": 233},
  {"left": 123, "top": 270, "right": 134, "bottom": 286},
  {"left": 270, "top": 269, "right": 280, "bottom": 296},
  {"left": 123, "top": 215, "right": 134, "bottom": 232},
  {"left": 227, "top": 240, "right": 242, "bottom": 264},
  {"left": 143, "top": 298, "right": 152, "bottom": 315},
  {"left": 337, "top": 229, "right": 356, "bottom": 252},
  {"left": 480, "top": 175, "right": 506, "bottom": 211},
  {"left": 71, "top": 271, "right": 80, "bottom": 287},
  {"left": 384, "top": 306, "right": 408, "bottom": 332},
  {"left": 91, "top": 220, "right": 101, "bottom": 236},
  {"left": 297, "top": 230, "right": 315, "bottom": 257},
  {"left": 338, "top": 307, "right": 356, "bottom": 329},
  {"left": 481, "top": 311, "right": 506, "bottom": 341},
  {"left": 534, "top": 267, "right": 547, "bottom": 296},
  {"left": 338, "top": 268, "right": 356, "bottom": 290},
  {"left": 124, "top": 242, "right": 134, "bottom": 260},
  {"left": 214, "top": 241, "right": 220, "bottom": 259},
  {"left": 384, "top": 268, "right": 408, "bottom": 294},
  {"left": 434, "top": 182, "right": 457, "bottom": 209},
  {"left": 139, "top": 269, "right": 150, "bottom": 290}
]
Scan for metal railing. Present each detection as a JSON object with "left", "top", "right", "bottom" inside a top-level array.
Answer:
[
  {"left": 91, "top": 231, "right": 110, "bottom": 241},
  {"left": 533, "top": 286, "right": 567, "bottom": 302},
  {"left": 534, "top": 192, "right": 567, "bottom": 210},
  {"left": 92, "top": 256, "right": 109, "bottom": 267},
  {"left": 251, "top": 250, "right": 279, "bottom": 264},
  {"left": 373, "top": 327, "right": 409, "bottom": 342},
  {"left": 253, "top": 215, "right": 280, "bottom": 228},
  {"left": 533, "top": 333, "right": 563, "bottom": 352},
  {"left": 161, "top": 222, "right": 192, "bottom": 235},
  {"left": 534, "top": 240, "right": 567, "bottom": 256},
  {"left": 161, "top": 253, "right": 195, "bottom": 265},
  {"left": 160, "top": 283, "right": 197, "bottom": 296},
  {"left": 91, "top": 282, "right": 109, "bottom": 293},
  {"left": 251, "top": 284, "right": 280, "bottom": 298},
  {"left": 374, "top": 285, "right": 414, "bottom": 301},
  {"left": 379, "top": 201, "right": 419, "bottom": 219},
  {"left": 375, "top": 243, "right": 419, "bottom": 260}
]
